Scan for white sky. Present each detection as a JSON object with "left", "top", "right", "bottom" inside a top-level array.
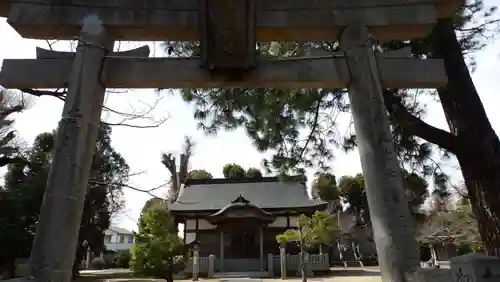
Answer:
[{"left": 1, "top": 5, "right": 499, "bottom": 231}]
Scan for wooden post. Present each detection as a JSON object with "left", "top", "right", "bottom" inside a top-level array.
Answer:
[
  {"left": 207, "top": 254, "right": 215, "bottom": 278},
  {"left": 192, "top": 246, "right": 199, "bottom": 281},
  {"left": 25, "top": 14, "right": 113, "bottom": 282},
  {"left": 339, "top": 24, "right": 420, "bottom": 282},
  {"left": 298, "top": 222, "right": 307, "bottom": 282},
  {"left": 267, "top": 253, "right": 274, "bottom": 277},
  {"left": 280, "top": 244, "right": 287, "bottom": 279},
  {"left": 303, "top": 251, "right": 313, "bottom": 277},
  {"left": 260, "top": 226, "right": 264, "bottom": 271},
  {"left": 85, "top": 246, "right": 91, "bottom": 269},
  {"left": 220, "top": 231, "right": 224, "bottom": 270}
]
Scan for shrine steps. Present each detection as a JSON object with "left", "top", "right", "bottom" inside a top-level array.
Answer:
[
  {"left": 214, "top": 271, "right": 269, "bottom": 278},
  {"left": 343, "top": 261, "right": 364, "bottom": 268}
]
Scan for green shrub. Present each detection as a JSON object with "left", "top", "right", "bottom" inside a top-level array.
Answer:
[
  {"left": 114, "top": 250, "right": 131, "bottom": 268},
  {"left": 90, "top": 258, "right": 106, "bottom": 270}
]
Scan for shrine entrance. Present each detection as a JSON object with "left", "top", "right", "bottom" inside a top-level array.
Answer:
[
  {"left": 216, "top": 221, "right": 266, "bottom": 271},
  {"left": 230, "top": 228, "right": 258, "bottom": 258},
  {"left": 207, "top": 195, "right": 275, "bottom": 271}
]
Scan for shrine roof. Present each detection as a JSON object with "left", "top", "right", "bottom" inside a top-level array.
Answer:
[{"left": 169, "top": 177, "right": 326, "bottom": 213}]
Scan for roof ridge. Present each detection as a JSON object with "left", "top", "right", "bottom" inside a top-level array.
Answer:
[
  {"left": 185, "top": 176, "right": 305, "bottom": 186},
  {"left": 108, "top": 226, "right": 133, "bottom": 234},
  {"left": 171, "top": 179, "right": 326, "bottom": 212}
]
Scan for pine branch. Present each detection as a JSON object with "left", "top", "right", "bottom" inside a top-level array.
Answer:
[
  {"left": 0, "top": 156, "right": 30, "bottom": 167},
  {"left": 383, "top": 89, "right": 459, "bottom": 153}
]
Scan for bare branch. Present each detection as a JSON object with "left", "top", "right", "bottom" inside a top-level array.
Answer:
[
  {"left": 11, "top": 40, "right": 169, "bottom": 129},
  {"left": 18, "top": 88, "right": 67, "bottom": 101},
  {"left": 90, "top": 177, "right": 171, "bottom": 199}
]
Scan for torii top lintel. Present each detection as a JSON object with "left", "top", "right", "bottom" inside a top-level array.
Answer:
[{"left": 0, "top": 0, "right": 462, "bottom": 41}]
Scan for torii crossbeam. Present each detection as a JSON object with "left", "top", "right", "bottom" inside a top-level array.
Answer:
[
  {"left": 0, "top": 0, "right": 461, "bottom": 41},
  {"left": 0, "top": 47, "right": 446, "bottom": 89}
]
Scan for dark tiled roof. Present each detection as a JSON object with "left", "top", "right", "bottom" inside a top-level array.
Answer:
[{"left": 169, "top": 177, "right": 326, "bottom": 212}]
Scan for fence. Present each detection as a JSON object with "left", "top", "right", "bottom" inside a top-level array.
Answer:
[{"left": 184, "top": 253, "right": 330, "bottom": 277}]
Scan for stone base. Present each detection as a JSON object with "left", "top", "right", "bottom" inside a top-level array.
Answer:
[{"left": 405, "top": 268, "right": 453, "bottom": 282}]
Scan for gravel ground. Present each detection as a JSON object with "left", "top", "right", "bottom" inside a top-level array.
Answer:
[{"left": 100, "top": 267, "right": 382, "bottom": 282}]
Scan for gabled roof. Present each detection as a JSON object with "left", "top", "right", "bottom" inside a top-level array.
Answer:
[
  {"left": 169, "top": 177, "right": 326, "bottom": 212},
  {"left": 107, "top": 227, "right": 133, "bottom": 235},
  {"left": 210, "top": 194, "right": 273, "bottom": 217}
]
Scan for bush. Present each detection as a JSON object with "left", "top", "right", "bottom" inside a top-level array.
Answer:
[
  {"left": 114, "top": 250, "right": 131, "bottom": 268},
  {"left": 89, "top": 258, "right": 106, "bottom": 270}
]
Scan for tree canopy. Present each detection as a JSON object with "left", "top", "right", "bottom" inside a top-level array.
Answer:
[
  {"left": 246, "top": 167, "right": 263, "bottom": 178},
  {"left": 222, "top": 163, "right": 246, "bottom": 178},
  {"left": 0, "top": 89, "right": 31, "bottom": 167},
  {"left": 0, "top": 124, "right": 129, "bottom": 278},
  {"left": 187, "top": 169, "right": 213, "bottom": 179},
  {"left": 418, "top": 198, "right": 481, "bottom": 250},
  {"left": 312, "top": 170, "right": 429, "bottom": 226},
  {"left": 311, "top": 172, "right": 340, "bottom": 202},
  {"left": 276, "top": 211, "right": 338, "bottom": 249}
]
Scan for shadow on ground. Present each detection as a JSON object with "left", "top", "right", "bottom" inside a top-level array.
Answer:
[{"left": 328, "top": 268, "right": 381, "bottom": 277}]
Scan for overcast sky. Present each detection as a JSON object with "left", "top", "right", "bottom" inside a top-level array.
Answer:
[{"left": 1, "top": 4, "right": 499, "bottom": 231}]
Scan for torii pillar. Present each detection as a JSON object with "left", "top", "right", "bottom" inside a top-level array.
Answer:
[
  {"left": 340, "top": 24, "right": 420, "bottom": 282},
  {"left": 26, "top": 15, "right": 114, "bottom": 282}
]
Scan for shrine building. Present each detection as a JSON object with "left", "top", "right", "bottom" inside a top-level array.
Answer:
[{"left": 169, "top": 176, "right": 327, "bottom": 273}]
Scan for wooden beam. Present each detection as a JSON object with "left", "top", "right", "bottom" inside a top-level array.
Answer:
[
  {"left": 3, "top": 0, "right": 462, "bottom": 41},
  {"left": 0, "top": 0, "right": 462, "bottom": 17},
  {"left": 35, "top": 45, "right": 151, "bottom": 59},
  {"left": 0, "top": 0, "right": 9, "bottom": 16},
  {"left": 0, "top": 56, "right": 447, "bottom": 89},
  {"left": 199, "top": 0, "right": 256, "bottom": 70}
]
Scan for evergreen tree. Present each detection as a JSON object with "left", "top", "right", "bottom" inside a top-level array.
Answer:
[
  {"left": 0, "top": 88, "right": 30, "bottom": 167},
  {"left": 245, "top": 167, "right": 263, "bottom": 178},
  {"left": 311, "top": 172, "right": 340, "bottom": 201},
  {"left": 0, "top": 125, "right": 129, "bottom": 278},
  {"left": 187, "top": 169, "right": 213, "bottom": 179},
  {"left": 131, "top": 199, "right": 185, "bottom": 282},
  {"left": 338, "top": 171, "right": 429, "bottom": 226},
  {"left": 222, "top": 163, "right": 246, "bottom": 178}
]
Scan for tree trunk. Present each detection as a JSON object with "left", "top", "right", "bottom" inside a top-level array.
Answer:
[
  {"left": 430, "top": 19, "right": 500, "bottom": 255},
  {"left": 7, "top": 259, "right": 16, "bottom": 278},
  {"left": 72, "top": 245, "right": 85, "bottom": 280},
  {"left": 456, "top": 152, "right": 500, "bottom": 255}
]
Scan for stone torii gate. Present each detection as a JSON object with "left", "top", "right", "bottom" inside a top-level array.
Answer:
[{"left": 0, "top": 1, "right": 461, "bottom": 282}]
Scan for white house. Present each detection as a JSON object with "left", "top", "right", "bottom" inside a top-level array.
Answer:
[{"left": 104, "top": 227, "right": 134, "bottom": 252}]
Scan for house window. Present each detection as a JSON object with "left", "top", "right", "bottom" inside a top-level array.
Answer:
[
  {"left": 119, "top": 235, "right": 125, "bottom": 243},
  {"left": 104, "top": 235, "right": 112, "bottom": 243},
  {"left": 128, "top": 235, "right": 134, "bottom": 244}
]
